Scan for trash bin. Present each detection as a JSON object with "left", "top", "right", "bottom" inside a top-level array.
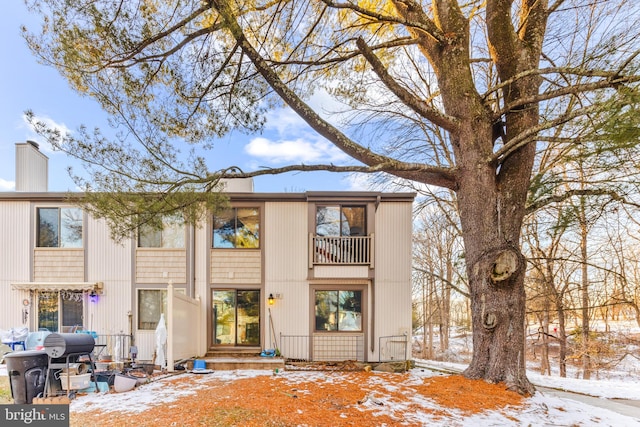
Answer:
[{"left": 4, "top": 349, "right": 48, "bottom": 404}]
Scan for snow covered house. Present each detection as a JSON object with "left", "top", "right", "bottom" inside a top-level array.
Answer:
[{"left": 0, "top": 142, "right": 414, "bottom": 368}]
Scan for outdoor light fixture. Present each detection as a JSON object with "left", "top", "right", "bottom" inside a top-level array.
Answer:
[
  {"left": 268, "top": 293, "right": 275, "bottom": 306},
  {"left": 89, "top": 290, "right": 99, "bottom": 303}
]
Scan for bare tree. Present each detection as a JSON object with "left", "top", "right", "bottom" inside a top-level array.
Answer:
[{"left": 413, "top": 203, "right": 466, "bottom": 359}]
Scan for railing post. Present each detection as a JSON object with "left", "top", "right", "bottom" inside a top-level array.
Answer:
[{"left": 167, "top": 281, "right": 174, "bottom": 372}]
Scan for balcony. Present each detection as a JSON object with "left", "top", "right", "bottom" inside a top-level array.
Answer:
[{"left": 310, "top": 234, "right": 373, "bottom": 266}]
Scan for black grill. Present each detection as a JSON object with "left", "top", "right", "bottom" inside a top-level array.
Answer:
[{"left": 43, "top": 333, "right": 95, "bottom": 358}]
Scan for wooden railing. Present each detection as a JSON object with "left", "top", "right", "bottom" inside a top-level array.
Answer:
[{"left": 310, "top": 234, "right": 373, "bottom": 265}]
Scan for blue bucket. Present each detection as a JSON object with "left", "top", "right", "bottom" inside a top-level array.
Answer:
[{"left": 193, "top": 360, "right": 206, "bottom": 370}]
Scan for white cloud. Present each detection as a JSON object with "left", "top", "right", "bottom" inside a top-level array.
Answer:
[
  {"left": 0, "top": 178, "right": 15, "bottom": 191},
  {"left": 264, "top": 88, "right": 350, "bottom": 137},
  {"left": 343, "top": 173, "right": 374, "bottom": 191},
  {"left": 22, "top": 113, "right": 72, "bottom": 154},
  {"left": 245, "top": 136, "right": 349, "bottom": 164},
  {"left": 264, "top": 108, "right": 308, "bottom": 136}
]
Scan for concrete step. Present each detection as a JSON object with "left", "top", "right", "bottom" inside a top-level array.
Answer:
[{"left": 191, "top": 356, "right": 285, "bottom": 371}]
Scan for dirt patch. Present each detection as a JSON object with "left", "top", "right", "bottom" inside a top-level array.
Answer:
[{"left": 70, "top": 371, "right": 524, "bottom": 426}]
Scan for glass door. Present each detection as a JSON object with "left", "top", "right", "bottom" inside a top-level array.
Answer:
[
  {"left": 37, "top": 290, "right": 84, "bottom": 332},
  {"left": 213, "top": 290, "right": 260, "bottom": 346}
]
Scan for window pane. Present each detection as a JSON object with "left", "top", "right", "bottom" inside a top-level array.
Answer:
[
  {"left": 139, "top": 214, "right": 184, "bottom": 248},
  {"left": 37, "top": 208, "right": 59, "bottom": 247},
  {"left": 213, "top": 208, "right": 260, "bottom": 248},
  {"left": 161, "top": 216, "right": 185, "bottom": 248},
  {"left": 138, "top": 290, "right": 167, "bottom": 330},
  {"left": 338, "top": 291, "right": 362, "bottom": 331},
  {"left": 342, "top": 207, "right": 365, "bottom": 236},
  {"left": 213, "top": 290, "right": 236, "bottom": 344},
  {"left": 237, "top": 290, "right": 260, "bottom": 345},
  {"left": 139, "top": 223, "right": 162, "bottom": 247},
  {"left": 213, "top": 209, "right": 235, "bottom": 248},
  {"left": 236, "top": 208, "right": 259, "bottom": 248},
  {"left": 38, "top": 291, "right": 59, "bottom": 332},
  {"left": 61, "top": 291, "right": 84, "bottom": 328},
  {"left": 60, "top": 208, "right": 83, "bottom": 247},
  {"left": 317, "top": 206, "right": 365, "bottom": 236},
  {"left": 315, "top": 291, "right": 338, "bottom": 331}
]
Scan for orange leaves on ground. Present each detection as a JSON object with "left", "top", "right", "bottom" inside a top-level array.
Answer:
[
  {"left": 413, "top": 375, "right": 524, "bottom": 414},
  {"left": 70, "top": 371, "right": 525, "bottom": 427}
]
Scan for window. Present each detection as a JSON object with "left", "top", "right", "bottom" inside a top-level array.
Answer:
[
  {"left": 315, "top": 290, "right": 362, "bottom": 331},
  {"left": 37, "top": 207, "right": 83, "bottom": 247},
  {"left": 213, "top": 208, "right": 260, "bottom": 248},
  {"left": 138, "top": 214, "right": 185, "bottom": 248},
  {"left": 37, "top": 291, "right": 84, "bottom": 332},
  {"left": 137, "top": 288, "right": 185, "bottom": 330},
  {"left": 316, "top": 205, "right": 365, "bottom": 236},
  {"left": 138, "top": 289, "right": 167, "bottom": 330}
]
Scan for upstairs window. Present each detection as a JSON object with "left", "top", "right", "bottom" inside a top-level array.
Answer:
[
  {"left": 316, "top": 205, "right": 366, "bottom": 237},
  {"left": 138, "top": 214, "right": 185, "bottom": 248},
  {"left": 213, "top": 208, "right": 260, "bottom": 248},
  {"left": 37, "top": 207, "right": 83, "bottom": 248}
]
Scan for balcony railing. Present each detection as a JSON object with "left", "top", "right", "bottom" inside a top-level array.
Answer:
[{"left": 310, "top": 234, "right": 373, "bottom": 266}]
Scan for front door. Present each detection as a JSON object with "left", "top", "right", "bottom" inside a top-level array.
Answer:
[{"left": 212, "top": 289, "right": 260, "bottom": 346}]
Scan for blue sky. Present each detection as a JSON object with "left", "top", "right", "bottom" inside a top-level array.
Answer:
[{"left": 0, "top": 2, "right": 364, "bottom": 193}]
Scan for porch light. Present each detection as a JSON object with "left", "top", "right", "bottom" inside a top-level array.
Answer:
[
  {"left": 89, "top": 290, "right": 99, "bottom": 303},
  {"left": 268, "top": 293, "right": 275, "bottom": 306}
]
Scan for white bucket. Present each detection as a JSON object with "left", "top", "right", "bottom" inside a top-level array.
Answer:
[{"left": 113, "top": 374, "right": 137, "bottom": 393}]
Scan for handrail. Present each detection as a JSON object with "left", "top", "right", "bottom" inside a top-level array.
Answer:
[{"left": 312, "top": 235, "right": 371, "bottom": 265}]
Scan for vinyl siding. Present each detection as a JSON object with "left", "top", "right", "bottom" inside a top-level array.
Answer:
[
  {"left": 33, "top": 248, "right": 84, "bottom": 282},
  {"left": 0, "top": 201, "right": 31, "bottom": 328},
  {"left": 136, "top": 249, "right": 187, "bottom": 284},
  {"left": 264, "top": 202, "right": 309, "bottom": 336},
  {"left": 373, "top": 202, "right": 413, "bottom": 346},
  {"left": 210, "top": 249, "right": 261, "bottom": 284},
  {"left": 86, "top": 216, "right": 132, "bottom": 335}
]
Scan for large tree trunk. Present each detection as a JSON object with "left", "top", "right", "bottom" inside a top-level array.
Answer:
[{"left": 454, "top": 119, "right": 535, "bottom": 395}]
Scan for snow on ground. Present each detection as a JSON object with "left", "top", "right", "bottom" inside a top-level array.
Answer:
[
  {"left": 2, "top": 321, "right": 639, "bottom": 425},
  {"left": 415, "top": 358, "right": 640, "bottom": 400},
  {"left": 3, "top": 363, "right": 638, "bottom": 426}
]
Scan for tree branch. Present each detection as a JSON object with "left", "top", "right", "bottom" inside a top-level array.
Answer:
[
  {"left": 491, "top": 103, "right": 602, "bottom": 164},
  {"left": 323, "top": 0, "right": 446, "bottom": 43},
  {"left": 356, "top": 37, "right": 458, "bottom": 133},
  {"left": 220, "top": 162, "right": 455, "bottom": 182},
  {"left": 413, "top": 266, "right": 470, "bottom": 299},
  {"left": 526, "top": 188, "right": 640, "bottom": 215},
  {"left": 212, "top": 0, "right": 458, "bottom": 190},
  {"left": 495, "top": 74, "right": 640, "bottom": 119}
]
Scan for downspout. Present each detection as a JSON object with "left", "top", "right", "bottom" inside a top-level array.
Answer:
[
  {"left": 190, "top": 224, "right": 196, "bottom": 298},
  {"left": 370, "top": 279, "right": 375, "bottom": 354}
]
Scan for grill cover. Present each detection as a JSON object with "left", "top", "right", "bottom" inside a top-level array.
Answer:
[{"left": 43, "top": 333, "right": 95, "bottom": 358}]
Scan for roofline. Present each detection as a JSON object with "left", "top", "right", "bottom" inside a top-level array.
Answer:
[{"left": 0, "top": 191, "right": 416, "bottom": 203}]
